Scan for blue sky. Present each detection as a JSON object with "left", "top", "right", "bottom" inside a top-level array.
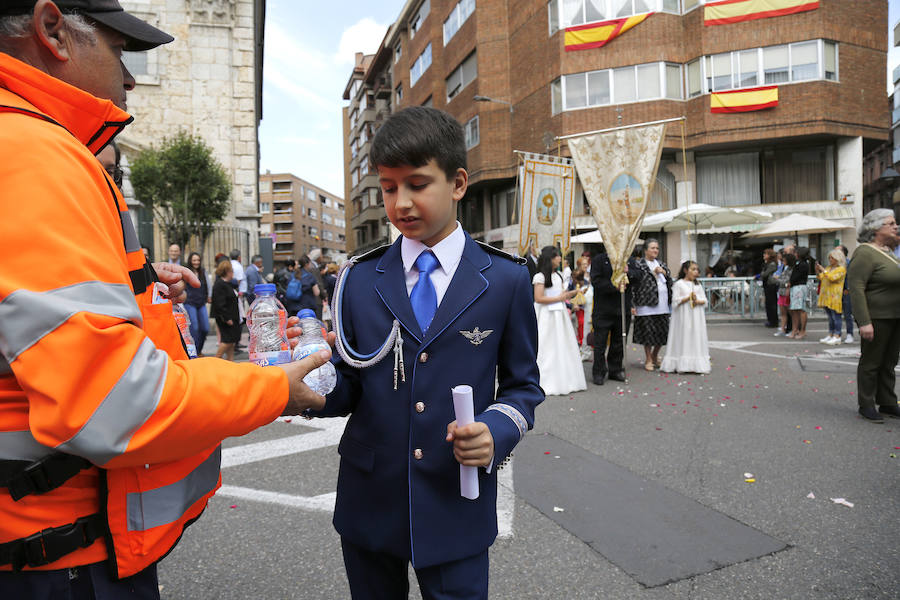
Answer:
[
  {"left": 259, "top": 1, "right": 900, "bottom": 200},
  {"left": 258, "top": 0, "right": 404, "bottom": 196}
]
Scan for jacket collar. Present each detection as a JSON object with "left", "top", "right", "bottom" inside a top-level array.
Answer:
[
  {"left": 375, "top": 233, "right": 491, "bottom": 345},
  {"left": 0, "top": 53, "right": 132, "bottom": 153}
]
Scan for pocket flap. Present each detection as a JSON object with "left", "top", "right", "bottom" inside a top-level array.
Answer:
[{"left": 338, "top": 435, "right": 375, "bottom": 473}]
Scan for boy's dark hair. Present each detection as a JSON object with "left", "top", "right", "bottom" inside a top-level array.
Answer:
[{"left": 370, "top": 107, "right": 466, "bottom": 180}]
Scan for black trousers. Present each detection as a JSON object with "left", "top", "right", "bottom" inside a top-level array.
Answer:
[
  {"left": 763, "top": 284, "right": 778, "bottom": 326},
  {"left": 341, "top": 538, "right": 489, "bottom": 600},
  {"left": 592, "top": 313, "right": 631, "bottom": 376},
  {"left": 857, "top": 318, "right": 900, "bottom": 410},
  {"left": 0, "top": 562, "right": 158, "bottom": 600}
]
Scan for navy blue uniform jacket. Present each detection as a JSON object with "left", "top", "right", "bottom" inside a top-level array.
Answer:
[{"left": 317, "top": 233, "right": 543, "bottom": 568}]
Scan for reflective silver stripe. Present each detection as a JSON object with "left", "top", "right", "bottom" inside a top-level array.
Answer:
[
  {"left": 57, "top": 338, "right": 167, "bottom": 465},
  {"left": 0, "top": 353, "right": 10, "bottom": 376},
  {"left": 485, "top": 404, "right": 528, "bottom": 441},
  {"left": 0, "top": 281, "right": 142, "bottom": 363},
  {"left": 120, "top": 210, "right": 141, "bottom": 253},
  {"left": 126, "top": 446, "right": 221, "bottom": 531},
  {"left": 0, "top": 430, "right": 54, "bottom": 461}
]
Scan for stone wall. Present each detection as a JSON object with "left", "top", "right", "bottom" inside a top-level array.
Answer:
[{"left": 119, "top": 0, "right": 261, "bottom": 255}]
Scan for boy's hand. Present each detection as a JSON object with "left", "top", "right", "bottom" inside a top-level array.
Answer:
[{"left": 446, "top": 421, "right": 494, "bottom": 467}]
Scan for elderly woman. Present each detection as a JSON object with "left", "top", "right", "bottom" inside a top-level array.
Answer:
[
  {"left": 815, "top": 248, "right": 847, "bottom": 345},
  {"left": 847, "top": 209, "right": 900, "bottom": 422},
  {"left": 632, "top": 239, "right": 672, "bottom": 371}
]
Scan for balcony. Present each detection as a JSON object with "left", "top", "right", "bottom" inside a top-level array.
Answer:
[
  {"left": 373, "top": 73, "right": 392, "bottom": 98},
  {"left": 272, "top": 212, "right": 293, "bottom": 224}
]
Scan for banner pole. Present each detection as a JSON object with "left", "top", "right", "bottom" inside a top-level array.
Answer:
[
  {"left": 556, "top": 116, "right": 685, "bottom": 141},
  {"left": 620, "top": 289, "right": 627, "bottom": 380}
]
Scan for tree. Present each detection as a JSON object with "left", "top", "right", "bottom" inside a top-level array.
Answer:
[{"left": 130, "top": 131, "right": 231, "bottom": 253}]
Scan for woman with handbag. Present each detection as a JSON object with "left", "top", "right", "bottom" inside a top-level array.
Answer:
[{"left": 632, "top": 239, "right": 672, "bottom": 371}]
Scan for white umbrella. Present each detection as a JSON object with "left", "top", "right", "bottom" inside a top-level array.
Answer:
[
  {"left": 642, "top": 203, "right": 773, "bottom": 233},
  {"left": 570, "top": 229, "right": 642, "bottom": 245},
  {"left": 742, "top": 213, "right": 851, "bottom": 238}
]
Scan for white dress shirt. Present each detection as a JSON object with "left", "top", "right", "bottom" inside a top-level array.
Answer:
[{"left": 401, "top": 222, "right": 465, "bottom": 307}]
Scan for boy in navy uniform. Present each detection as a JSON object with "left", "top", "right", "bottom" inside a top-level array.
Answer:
[{"left": 310, "top": 107, "right": 543, "bottom": 598}]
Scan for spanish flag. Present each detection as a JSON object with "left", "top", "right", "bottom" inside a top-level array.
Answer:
[
  {"left": 564, "top": 13, "right": 652, "bottom": 52},
  {"left": 710, "top": 86, "right": 778, "bottom": 113},
  {"left": 704, "top": 0, "right": 819, "bottom": 26}
]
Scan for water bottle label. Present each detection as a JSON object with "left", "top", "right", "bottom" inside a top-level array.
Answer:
[
  {"left": 293, "top": 342, "right": 329, "bottom": 362},
  {"left": 250, "top": 349, "right": 292, "bottom": 367},
  {"left": 185, "top": 343, "right": 198, "bottom": 359}
]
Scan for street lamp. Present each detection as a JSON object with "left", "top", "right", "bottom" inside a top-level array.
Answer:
[
  {"left": 473, "top": 95, "right": 513, "bottom": 113},
  {"left": 878, "top": 166, "right": 900, "bottom": 209}
]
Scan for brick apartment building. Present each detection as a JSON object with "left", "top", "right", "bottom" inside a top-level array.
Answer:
[
  {"left": 258, "top": 172, "right": 347, "bottom": 263},
  {"left": 344, "top": 0, "right": 889, "bottom": 266}
]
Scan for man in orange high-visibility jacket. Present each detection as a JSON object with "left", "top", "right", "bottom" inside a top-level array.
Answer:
[{"left": 0, "top": 2, "right": 332, "bottom": 597}]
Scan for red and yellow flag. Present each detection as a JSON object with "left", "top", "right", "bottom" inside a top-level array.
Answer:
[
  {"left": 710, "top": 86, "right": 778, "bottom": 113},
  {"left": 564, "top": 13, "right": 652, "bottom": 52},
  {"left": 704, "top": 0, "right": 818, "bottom": 26}
]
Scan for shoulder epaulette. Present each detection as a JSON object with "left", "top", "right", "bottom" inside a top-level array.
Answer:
[
  {"left": 475, "top": 241, "right": 527, "bottom": 265},
  {"left": 352, "top": 244, "right": 391, "bottom": 263}
]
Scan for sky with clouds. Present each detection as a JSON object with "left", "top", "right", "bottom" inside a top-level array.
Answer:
[
  {"left": 259, "top": 0, "right": 900, "bottom": 200},
  {"left": 258, "top": 0, "right": 405, "bottom": 197}
]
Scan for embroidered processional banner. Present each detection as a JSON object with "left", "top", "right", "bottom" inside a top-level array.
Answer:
[
  {"left": 567, "top": 124, "right": 665, "bottom": 288},
  {"left": 517, "top": 153, "right": 576, "bottom": 256}
]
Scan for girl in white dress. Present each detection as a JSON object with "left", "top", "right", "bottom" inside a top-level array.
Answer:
[
  {"left": 661, "top": 261, "right": 711, "bottom": 375},
  {"left": 533, "top": 246, "right": 587, "bottom": 395}
]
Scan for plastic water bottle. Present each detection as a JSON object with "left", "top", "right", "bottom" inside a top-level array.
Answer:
[
  {"left": 292, "top": 309, "right": 336, "bottom": 395},
  {"left": 172, "top": 303, "right": 198, "bottom": 358},
  {"left": 247, "top": 284, "right": 291, "bottom": 367}
]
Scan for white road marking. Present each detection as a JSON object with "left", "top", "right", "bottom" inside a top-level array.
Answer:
[{"left": 220, "top": 416, "right": 515, "bottom": 538}]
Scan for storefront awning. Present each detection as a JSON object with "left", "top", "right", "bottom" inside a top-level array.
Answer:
[{"left": 691, "top": 202, "right": 855, "bottom": 234}]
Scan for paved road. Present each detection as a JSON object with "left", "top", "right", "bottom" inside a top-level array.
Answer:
[{"left": 159, "top": 319, "right": 899, "bottom": 599}]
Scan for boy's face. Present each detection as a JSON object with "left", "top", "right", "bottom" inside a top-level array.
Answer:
[{"left": 378, "top": 159, "right": 467, "bottom": 247}]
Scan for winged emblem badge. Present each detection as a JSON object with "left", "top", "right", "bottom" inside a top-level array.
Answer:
[{"left": 460, "top": 327, "right": 493, "bottom": 346}]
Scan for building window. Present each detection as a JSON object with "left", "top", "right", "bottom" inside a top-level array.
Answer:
[
  {"left": 352, "top": 168, "right": 359, "bottom": 187},
  {"left": 443, "top": 0, "right": 475, "bottom": 45},
  {"left": 551, "top": 78, "right": 563, "bottom": 114},
  {"left": 306, "top": 189, "right": 316, "bottom": 202},
  {"left": 273, "top": 181, "right": 292, "bottom": 192},
  {"left": 396, "top": 83, "right": 403, "bottom": 102},
  {"left": 410, "top": 43, "right": 432, "bottom": 86},
  {"left": 739, "top": 49, "right": 758, "bottom": 87},
  {"left": 824, "top": 41, "right": 837, "bottom": 80},
  {"left": 446, "top": 51, "right": 478, "bottom": 102},
  {"left": 122, "top": 51, "right": 148, "bottom": 76},
  {"left": 410, "top": 0, "right": 430, "bottom": 39},
  {"left": 548, "top": 0, "right": 655, "bottom": 33},
  {"left": 360, "top": 156, "right": 369, "bottom": 177},
  {"left": 309, "top": 208, "right": 317, "bottom": 218},
  {"left": 762, "top": 145, "right": 835, "bottom": 204},
  {"left": 697, "top": 152, "right": 761, "bottom": 207},
  {"left": 310, "top": 227, "right": 318, "bottom": 237},
  {"left": 790, "top": 41, "right": 818, "bottom": 81},
  {"left": 259, "top": 180, "right": 271, "bottom": 193},
  {"left": 260, "top": 202, "right": 270, "bottom": 214},
  {"left": 687, "top": 59, "right": 702, "bottom": 97},
  {"left": 560, "top": 62, "right": 677, "bottom": 111},
  {"left": 465, "top": 116, "right": 479, "bottom": 149},
  {"left": 422, "top": 96, "right": 434, "bottom": 107},
  {"left": 762, "top": 46, "right": 789, "bottom": 84},
  {"left": 394, "top": 43, "right": 402, "bottom": 63}
]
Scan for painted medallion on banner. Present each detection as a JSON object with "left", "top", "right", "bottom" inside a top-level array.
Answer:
[{"left": 536, "top": 188, "right": 560, "bottom": 226}]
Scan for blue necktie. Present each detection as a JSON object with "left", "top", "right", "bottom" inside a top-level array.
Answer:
[{"left": 411, "top": 250, "right": 439, "bottom": 333}]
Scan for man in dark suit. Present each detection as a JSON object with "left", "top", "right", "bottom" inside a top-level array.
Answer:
[{"left": 591, "top": 248, "right": 641, "bottom": 385}]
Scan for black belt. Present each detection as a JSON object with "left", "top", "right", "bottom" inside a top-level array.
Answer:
[
  {"left": 0, "top": 514, "right": 107, "bottom": 571},
  {"left": 0, "top": 454, "right": 93, "bottom": 501}
]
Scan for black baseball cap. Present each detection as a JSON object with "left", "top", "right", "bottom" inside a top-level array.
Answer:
[{"left": 0, "top": 1, "right": 174, "bottom": 51}]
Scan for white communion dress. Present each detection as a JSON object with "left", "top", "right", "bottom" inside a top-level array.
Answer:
[
  {"left": 660, "top": 279, "right": 711, "bottom": 374},
  {"left": 533, "top": 271, "right": 587, "bottom": 395}
]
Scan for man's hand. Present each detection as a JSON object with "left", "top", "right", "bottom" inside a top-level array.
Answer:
[
  {"left": 278, "top": 348, "right": 332, "bottom": 415},
  {"left": 152, "top": 263, "right": 201, "bottom": 304},
  {"left": 859, "top": 323, "right": 875, "bottom": 342},
  {"left": 446, "top": 421, "right": 494, "bottom": 468},
  {"left": 284, "top": 315, "right": 336, "bottom": 351}
]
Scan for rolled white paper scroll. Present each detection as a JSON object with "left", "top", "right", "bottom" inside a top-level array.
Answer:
[{"left": 451, "top": 385, "right": 479, "bottom": 500}]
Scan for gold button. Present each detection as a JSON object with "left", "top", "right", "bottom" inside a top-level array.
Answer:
[
  {"left": 419, "top": 352, "right": 429, "bottom": 363},
  {"left": 415, "top": 402, "right": 425, "bottom": 413},
  {"left": 413, "top": 448, "right": 423, "bottom": 460}
]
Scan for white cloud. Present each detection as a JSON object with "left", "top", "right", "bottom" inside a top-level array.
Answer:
[{"left": 335, "top": 18, "right": 388, "bottom": 65}]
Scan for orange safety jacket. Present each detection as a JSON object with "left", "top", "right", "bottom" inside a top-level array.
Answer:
[{"left": 0, "top": 55, "right": 289, "bottom": 577}]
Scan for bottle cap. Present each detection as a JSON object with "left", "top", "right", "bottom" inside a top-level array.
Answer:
[
  {"left": 254, "top": 283, "right": 276, "bottom": 294},
  {"left": 296, "top": 309, "right": 316, "bottom": 320}
]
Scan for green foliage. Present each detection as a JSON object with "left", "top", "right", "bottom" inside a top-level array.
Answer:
[{"left": 130, "top": 130, "right": 231, "bottom": 252}]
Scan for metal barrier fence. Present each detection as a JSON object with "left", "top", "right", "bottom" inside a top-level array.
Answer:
[{"left": 696, "top": 276, "right": 821, "bottom": 318}]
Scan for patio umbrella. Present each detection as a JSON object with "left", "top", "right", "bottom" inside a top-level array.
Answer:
[
  {"left": 641, "top": 203, "right": 773, "bottom": 234},
  {"left": 741, "top": 213, "right": 851, "bottom": 239},
  {"left": 569, "top": 229, "right": 643, "bottom": 244}
]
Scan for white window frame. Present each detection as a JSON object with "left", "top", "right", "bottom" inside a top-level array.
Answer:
[
  {"left": 259, "top": 202, "right": 270, "bottom": 214},
  {"left": 444, "top": 0, "right": 475, "bottom": 45},
  {"left": 410, "top": 43, "right": 432, "bottom": 87},
  {"left": 446, "top": 51, "right": 478, "bottom": 102},
  {"left": 548, "top": 0, "right": 659, "bottom": 34},
  {"left": 559, "top": 62, "right": 677, "bottom": 111},
  {"left": 410, "top": 0, "right": 431, "bottom": 39},
  {"left": 465, "top": 116, "right": 480, "bottom": 149}
]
